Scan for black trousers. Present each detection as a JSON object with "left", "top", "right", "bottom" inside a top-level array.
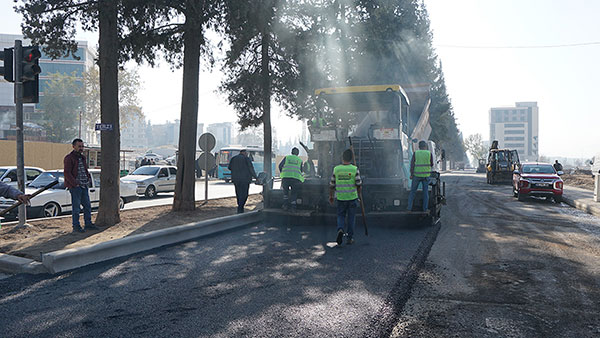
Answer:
[
  {"left": 234, "top": 182, "right": 250, "bottom": 212},
  {"left": 282, "top": 178, "right": 301, "bottom": 206}
]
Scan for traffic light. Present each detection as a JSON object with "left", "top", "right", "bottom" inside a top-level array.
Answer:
[
  {"left": 0, "top": 48, "right": 14, "bottom": 82},
  {"left": 21, "top": 46, "right": 41, "bottom": 103}
]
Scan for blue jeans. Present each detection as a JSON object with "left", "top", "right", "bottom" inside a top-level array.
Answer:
[
  {"left": 337, "top": 199, "right": 358, "bottom": 239},
  {"left": 69, "top": 186, "right": 92, "bottom": 228},
  {"left": 407, "top": 177, "right": 430, "bottom": 211}
]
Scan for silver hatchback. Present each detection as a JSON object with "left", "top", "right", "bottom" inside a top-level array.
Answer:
[{"left": 121, "top": 165, "right": 177, "bottom": 198}]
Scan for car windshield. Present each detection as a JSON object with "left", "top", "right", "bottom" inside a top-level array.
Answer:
[
  {"left": 0, "top": 169, "right": 7, "bottom": 177},
  {"left": 132, "top": 167, "right": 159, "bottom": 176},
  {"left": 29, "top": 172, "right": 65, "bottom": 189},
  {"left": 522, "top": 165, "right": 555, "bottom": 174}
]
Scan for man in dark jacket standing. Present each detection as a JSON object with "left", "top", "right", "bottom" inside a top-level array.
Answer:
[
  {"left": 228, "top": 149, "right": 257, "bottom": 213},
  {"left": 64, "top": 138, "right": 98, "bottom": 232}
]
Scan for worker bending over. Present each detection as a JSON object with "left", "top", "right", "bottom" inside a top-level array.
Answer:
[
  {"left": 279, "top": 147, "right": 304, "bottom": 210},
  {"left": 407, "top": 140, "right": 434, "bottom": 212},
  {"left": 329, "top": 149, "right": 362, "bottom": 245}
]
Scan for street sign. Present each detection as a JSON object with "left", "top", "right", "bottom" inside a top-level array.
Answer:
[
  {"left": 95, "top": 123, "right": 114, "bottom": 131},
  {"left": 96, "top": 123, "right": 113, "bottom": 131},
  {"left": 198, "top": 133, "right": 216, "bottom": 152},
  {"left": 196, "top": 152, "right": 216, "bottom": 170}
]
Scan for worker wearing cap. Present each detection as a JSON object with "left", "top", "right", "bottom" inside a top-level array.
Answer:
[
  {"left": 329, "top": 149, "right": 362, "bottom": 245},
  {"left": 407, "top": 140, "right": 434, "bottom": 212},
  {"left": 279, "top": 147, "right": 304, "bottom": 210}
]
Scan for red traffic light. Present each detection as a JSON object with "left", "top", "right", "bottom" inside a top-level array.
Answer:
[{"left": 23, "top": 47, "right": 41, "bottom": 62}]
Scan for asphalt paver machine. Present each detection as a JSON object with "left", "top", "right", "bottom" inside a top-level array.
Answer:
[{"left": 263, "top": 84, "right": 446, "bottom": 227}]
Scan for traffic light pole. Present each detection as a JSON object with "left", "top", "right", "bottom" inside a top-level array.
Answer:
[{"left": 14, "top": 40, "right": 27, "bottom": 227}]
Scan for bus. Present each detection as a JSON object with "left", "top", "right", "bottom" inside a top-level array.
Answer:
[{"left": 217, "top": 146, "right": 276, "bottom": 182}]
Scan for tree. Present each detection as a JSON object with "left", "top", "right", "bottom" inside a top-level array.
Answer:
[
  {"left": 221, "top": 0, "right": 311, "bottom": 184},
  {"left": 40, "top": 72, "right": 82, "bottom": 142},
  {"left": 82, "top": 65, "right": 144, "bottom": 130},
  {"left": 464, "top": 133, "right": 487, "bottom": 165},
  {"left": 18, "top": 0, "right": 124, "bottom": 225},
  {"left": 119, "top": 0, "right": 223, "bottom": 211}
]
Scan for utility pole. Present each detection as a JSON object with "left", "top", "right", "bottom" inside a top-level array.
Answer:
[
  {"left": 14, "top": 40, "right": 27, "bottom": 227},
  {"left": 79, "top": 111, "right": 82, "bottom": 138}
]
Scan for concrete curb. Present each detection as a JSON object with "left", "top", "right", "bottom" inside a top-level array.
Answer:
[
  {"left": 0, "top": 253, "right": 46, "bottom": 274},
  {"left": 562, "top": 196, "right": 600, "bottom": 218},
  {"left": 40, "top": 211, "right": 262, "bottom": 274}
]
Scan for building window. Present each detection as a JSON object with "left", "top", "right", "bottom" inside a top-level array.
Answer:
[
  {"left": 505, "top": 136, "right": 525, "bottom": 141},
  {"left": 505, "top": 130, "right": 525, "bottom": 134},
  {"left": 505, "top": 143, "right": 525, "bottom": 148},
  {"left": 505, "top": 123, "right": 525, "bottom": 128}
]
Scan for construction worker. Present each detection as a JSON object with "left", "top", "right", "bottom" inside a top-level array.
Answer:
[
  {"left": 279, "top": 147, "right": 304, "bottom": 210},
  {"left": 407, "top": 140, "right": 434, "bottom": 212},
  {"left": 329, "top": 149, "right": 362, "bottom": 245},
  {"left": 309, "top": 114, "right": 327, "bottom": 129}
]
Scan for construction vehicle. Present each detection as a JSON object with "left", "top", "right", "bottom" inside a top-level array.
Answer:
[
  {"left": 262, "top": 84, "right": 446, "bottom": 226},
  {"left": 486, "top": 141, "right": 520, "bottom": 184}
]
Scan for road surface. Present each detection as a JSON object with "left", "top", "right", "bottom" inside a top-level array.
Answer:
[
  {"left": 2, "top": 171, "right": 599, "bottom": 337},
  {"left": 391, "top": 171, "right": 600, "bottom": 337}
]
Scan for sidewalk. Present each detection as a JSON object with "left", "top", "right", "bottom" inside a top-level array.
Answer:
[{"left": 562, "top": 185, "right": 600, "bottom": 218}]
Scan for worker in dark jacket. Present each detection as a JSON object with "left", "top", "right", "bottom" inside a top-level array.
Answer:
[
  {"left": 279, "top": 147, "right": 304, "bottom": 210},
  {"left": 64, "top": 138, "right": 98, "bottom": 232},
  {"left": 228, "top": 149, "right": 257, "bottom": 213}
]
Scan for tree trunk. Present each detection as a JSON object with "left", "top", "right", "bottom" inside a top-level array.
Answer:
[
  {"left": 173, "top": 9, "right": 201, "bottom": 211},
  {"left": 95, "top": 0, "right": 121, "bottom": 226},
  {"left": 261, "top": 31, "right": 272, "bottom": 183}
]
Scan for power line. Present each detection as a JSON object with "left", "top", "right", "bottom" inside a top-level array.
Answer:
[{"left": 435, "top": 41, "right": 600, "bottom": 49}]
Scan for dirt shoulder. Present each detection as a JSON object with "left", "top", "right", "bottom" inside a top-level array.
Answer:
[
  {"left": 562, "top": 174, "right": 594, "bottom": 191},
  {"left": 0, "top": 194, "right": 262, "bottom": 261}
]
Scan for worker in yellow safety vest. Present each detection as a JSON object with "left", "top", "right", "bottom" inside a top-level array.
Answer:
[
  {"left": 407, "top": 140, "right": 434, "bottom": 212},
  {"left": 329, "top": 149, "right": 362, "bottom": 246},
  {"left": 279, "top": 147, "right": 304, "bottom": 210}
]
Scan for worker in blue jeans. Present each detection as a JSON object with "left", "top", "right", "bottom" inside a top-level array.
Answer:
[
  {"left": 407, "top": 140, "right": 434, "bottom": 212},
  {"left": 329, "top": 149, "right": 362, "bottom": 245}
]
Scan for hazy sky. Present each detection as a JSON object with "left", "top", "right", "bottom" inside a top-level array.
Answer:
[{"left": 2, "top": 1, "right": 598, "bottom": 158}]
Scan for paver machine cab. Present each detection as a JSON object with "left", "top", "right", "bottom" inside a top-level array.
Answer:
[
  {"left": 486, "top": 140, "right": 520, "bottom": 184},
  {"left": 263, "top": 84, "right": 446, "bottom": 226}
]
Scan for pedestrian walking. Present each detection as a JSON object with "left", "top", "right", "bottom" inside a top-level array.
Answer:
[
  {"left": 64, "top": 138, "right": 98, "bottom": 233},
  {"left": 279, "top": 147, "right": 304, "bottom": 210},
  {"left": 329, "top": 149, "right": 362, "bottom": 245},
  {"left": 228, "top": 149, "right": 257, "bottom": 213},
  {"left": 407, "top": 140, "right": 434, "bottom": 212},
  {"left": 0, "top": 181, "right": 30, "bottom": 204}
]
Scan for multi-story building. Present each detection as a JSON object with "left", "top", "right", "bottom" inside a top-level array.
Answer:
[
  {"left": 207, "top": 122, "right": 233, "bottom": 151},
  {"left": 121, "top": 113, "right": 148, "bottom": 149},
  {"left": 0, "top": 33, "right": 95, "bottom": 142},
  {"left": 489, "top": 102, "right": 539, "bottom": 162}
]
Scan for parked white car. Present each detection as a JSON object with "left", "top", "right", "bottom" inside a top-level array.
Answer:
[
  {"left": 0, "top": 166, "right": 44, "bottom": 187},
  {"left": 121, "top": 165, "right": 177, "bottom": 198},
  {"left": 0, "top": 169, "right": 138, "bottom": 219}
]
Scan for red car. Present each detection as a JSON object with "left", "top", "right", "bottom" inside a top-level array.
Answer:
[{"left": 512, "top": 163, "right": 563, "bottom": 203}]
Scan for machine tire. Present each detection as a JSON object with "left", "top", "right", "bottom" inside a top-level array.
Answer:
[
  {"left": 517, "top": 192, "right": 526, "bottom": 202},
  {"left": 554, "top": 195, "right": 563, "bottom": 203},
  {"left": 145, "top": 185, "right": 157, "bottom": 198},
  {"left": 119, "top": 197, "right": 125, "bottom": 209},
  {"left": 42, "top": 202, "right": 61, "bottom": 218}
]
